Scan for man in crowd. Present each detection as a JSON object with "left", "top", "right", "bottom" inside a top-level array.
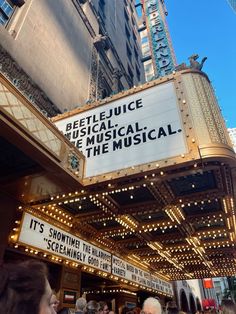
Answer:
[
  {"left": 142, "top": 297, "right": 162, "bottom": 314},
  {"left": 75, "top": 297, "right": 87, "bottom": 314}
]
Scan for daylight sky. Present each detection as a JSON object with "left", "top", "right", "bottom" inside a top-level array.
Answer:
[{"left": 164, "top": 0, "right": 236, "bottom": 128}]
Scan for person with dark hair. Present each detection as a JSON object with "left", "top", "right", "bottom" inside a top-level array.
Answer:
[
  {"left": 0, "top": 259, "right": 56, "bottom": 314},
  {"left": 99, "top": 301, "right": 109, "bottom": 314},
  {"left": 221, "top": 299, "right": 236, "bottom": 314},
  {"left": 166, "top": 301, "right": 178, "bottom": 314}
]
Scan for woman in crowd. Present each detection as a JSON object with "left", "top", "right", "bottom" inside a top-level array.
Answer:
[
  {"left": 0, "top": 259, "right": 56, "bottom": 314},
  {"left": 50, "top": 292, "right": 60, "bottom": 313}
]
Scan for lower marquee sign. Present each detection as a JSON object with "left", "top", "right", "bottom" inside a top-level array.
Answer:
[
  {"left": 18, "top": 213, "right": 173, "bottom": 296},
  {"left": 112, "top": 255, "right": 173, "bottom": 296},
  {"left": 54, "top": 82, "right": 187, "bottom": 177},
  {"left": 18, "top": 213, "right": 111, "bottom": 272}
]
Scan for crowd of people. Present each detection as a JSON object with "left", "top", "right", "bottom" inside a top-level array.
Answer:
[{"left": 0, "top": 260, "right": 236, "bottom": 314}]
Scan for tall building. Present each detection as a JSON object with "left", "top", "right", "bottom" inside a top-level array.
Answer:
[
  {"left": 213, "top": 277, "right": 229, "bottom": 305},
  {"left": 92, "top": 0, "right": 144, "bottom": 87},
  {"left": 227, "top": 0, "right": 236, "bottom": 13},
  {"left": 228, "top": 128, "right": 236, "bottom": 151},
  {"left": 0, "top": 0, "right": 145, "bottom": 115},
  {"left": 136, "top": 0, "right": 176, "bottom": 81}
]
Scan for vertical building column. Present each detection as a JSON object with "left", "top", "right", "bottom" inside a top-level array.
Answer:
[
  {"left": 58, "top": 265, "right": 82, "bottom": 309},
  {"left": 0, "top": 193, "right": 18, "bottom": 263}
]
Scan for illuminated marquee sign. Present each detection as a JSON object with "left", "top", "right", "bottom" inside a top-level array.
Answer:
[
  {"left": 145, "top": 0, "right": 175, "bottom": 77},
  {"left": 112, "top": 255, "right": 173, "bottom": 295},
  {"left": 112, "top": 255, "right": 152, "bottom": 286},
  {"left": 18, "top": 213, "right": 111, "bottom": 272},
  {"left": 18, "top": 213, "right": 174, "bottom": 296},
  {"left": 55, "top": 82, "right": 187, "bottom": 177}
]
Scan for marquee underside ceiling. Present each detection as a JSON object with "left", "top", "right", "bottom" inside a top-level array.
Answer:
[{"left": 29, "top": 158, "right": 236, "bottom": 281}]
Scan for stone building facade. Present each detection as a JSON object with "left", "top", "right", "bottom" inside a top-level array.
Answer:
[{"left": 0, "top": 0, "right": 145, "bottom": 115}]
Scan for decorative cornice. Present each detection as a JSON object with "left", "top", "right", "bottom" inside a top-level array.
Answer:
[{"left": 0, "top": 44, "right": 61, "bottom": 117}]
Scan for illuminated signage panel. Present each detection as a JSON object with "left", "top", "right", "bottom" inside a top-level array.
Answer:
[
  {"left": 55, "top": 82, "right": 187, "bottom": 177},
  {"left": 18, "top": 213, "right": 111, "bottom": 272},
  {"left": 18, "top": 213, "right": 173, "bottom": 296},
  {"left": 112, "top": 255, "right": 173, "bottom": 295}
]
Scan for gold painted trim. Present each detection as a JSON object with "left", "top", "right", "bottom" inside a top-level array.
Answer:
[{"left": 0, "top": 73, "right": 85, "bottom": 182}]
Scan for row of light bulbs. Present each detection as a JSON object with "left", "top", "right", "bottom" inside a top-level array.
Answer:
[
  {"left": 84, "top": 289, "right": 136, "bottom": 296},
  {"left": 12, "top": 242, "right": 173, "bottom": 295},
  {"left": 31, "top": 205, "right": 73, "bottom": 227}
]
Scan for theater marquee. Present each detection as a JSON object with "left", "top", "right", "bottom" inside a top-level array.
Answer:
[
  {"left": 17, "top": 213, "right": 173, "bottom": 296},
  {"left": 54, "top": 82, "right": 187, "bottom": 177},
  {"left": 18, "top": 212, "right": 111, "bottom": 272}
]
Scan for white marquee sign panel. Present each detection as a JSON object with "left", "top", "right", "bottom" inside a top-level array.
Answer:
[
  {"left": 112, "top": 255, "right": 173, "bottom": 295},
  {"left": 18, "top": 213, "right": 111, "bottom": 272},
  {"left": 18, "top": 213, "right": 173, "bottom": 296},
  {"left": 112, "top": 255, "right": 151, "bottom": 287},
  {"left": 55, "top": 82, "right": 187, "bottom": 177}
]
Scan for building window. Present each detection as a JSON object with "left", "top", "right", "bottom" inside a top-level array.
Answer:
[
  {"left": 0, "top": 0, "right": 14, "bottom": 25},
  {"left": 0, "top": 0, "right": 24, "bottom": 26},
  {"left": 142, "top": 41, "right": 151, "bottom": 58},
  {"left": 134, "top": 46, "right": 138, "bottom": 59},
  {"left": 98, "top": 0, "right": 106, "bottom": 21},
  {"left": 130, "top": 3, "right": 134, "bottom": 14},
  {"left": 136, "top": 65, "right": 141, "bottom": 82},
  {"left": 125, "top": 24, "right": 130, "bottom": 41},
  {"left": 126, "top": 43, "right": 132, "bottom": 63},
  {"left": 141, "top": 36, "right": 148, "bottom": 45},
  {"left": 124, "top": 7, "right": 129, "bottom": 21},
  {"left": 131, "top": 17, "right": 135, "bottom": 26},
  {"left": 144, "top": 59, "right": 154, "bottom": 81},
  {"left": 127, "top": 64, "right": 134, "bottom": 85}
]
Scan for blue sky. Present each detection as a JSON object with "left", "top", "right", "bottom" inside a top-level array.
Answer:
[{"left": 164, "top": 0, "right": 236, "bottom": 128}]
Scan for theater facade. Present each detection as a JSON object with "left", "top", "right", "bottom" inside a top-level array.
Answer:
[{"left": 1, "top": 68, "right": 236, "bottom": 310}]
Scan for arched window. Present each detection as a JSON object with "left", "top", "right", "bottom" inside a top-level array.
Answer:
[
  {"left": 196, "top": 297, "right": 202, "bottom": 311},
  {"left": 189, "top": 293, "right": 196, "bottom": 314},
  {"left": 179, "top": 289, "right": 189, "bottom": 313}
]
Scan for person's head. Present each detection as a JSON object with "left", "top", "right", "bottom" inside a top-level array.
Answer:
[
  {"left": 50, "top": 293, "right": 60, "bottom": 312},
  {"left": 86, "top": 300, "right": 99, "bottom": 314},
  {"left": 166, "top": 301, "right": 178, "bottom": 314},
  {"left": 99, "top": 301, "right": 109, "bottom": 314},
  {"left": 0, "top": 259, "right": 55, "bottom": 314},
  {"left": 142, "top": 297, "right": 162, "bottom": 314},
  {"left": 221, "top": 299, "right": 236, "bottom": 314},
  {"left": 76, "top": 297, "right": 87, "bottom": 312}
]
